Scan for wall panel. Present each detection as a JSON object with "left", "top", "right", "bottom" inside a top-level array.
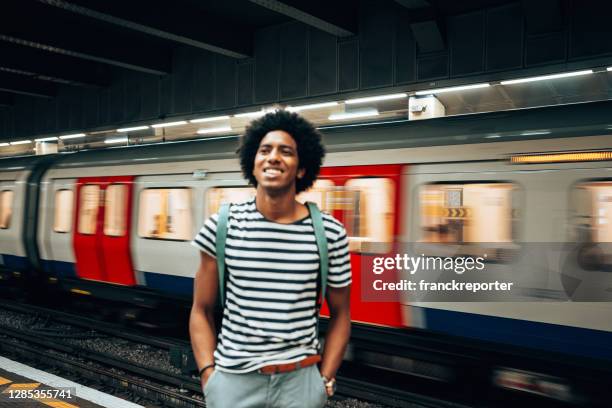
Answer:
[
  {"left": 254, "top": 26, "right": 280, "bottom": 103},
  {"left": 172, "top": 48, "right": 193, "bottom": 115},
  {"left": 215, "top": 55, "right": 237, "bottom": 109},
  {"left": 395, "top": 14, "right": 416, "bottom": 85},
  {"left": 309, "top": 29, "right": 337, "bottom": 96},
  {"left": 449, "top": 11, "right": 485, "bottom": 76},
  {"left": 280, "top": 22, "right": 308, "bottom": 100},
  {"left": 192, "top": 52, "right": 215, "bottom": 112},
  {"left": 486, "top": 3, "right": 523, "bottom": 71},
  {"left": 339, "top": 40, "right": 359, "bottom": 92},
  {"left": 359, "top": 2, "right": 394, "bottom": 89},
  {"left": 237, "top": 61, "right": 254, "bottom": 106}
]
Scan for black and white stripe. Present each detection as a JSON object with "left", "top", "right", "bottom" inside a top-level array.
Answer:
[{"left": 191, "top": 198, "right": 351, "bottom": 373}]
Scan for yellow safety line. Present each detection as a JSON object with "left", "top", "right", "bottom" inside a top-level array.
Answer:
[
  {"left": 2, "top": 382, "right": 40, "bottom": 391},
  {"left": 38, "top": 400, "right": 79, "bottom": 408},
  {"left": 0, "top": 381, "right": 79, "bottom": 407}
]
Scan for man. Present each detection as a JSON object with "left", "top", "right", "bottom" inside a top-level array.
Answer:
[{"left": 190, "top": 110, "right": 351, "bottom": 408}]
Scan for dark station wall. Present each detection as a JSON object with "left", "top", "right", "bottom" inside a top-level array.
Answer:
[{"left": 1, "top": 0, "right": 612, "bottom": 139}]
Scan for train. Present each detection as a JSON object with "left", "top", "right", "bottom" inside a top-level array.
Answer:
[{"left": 1, "top": 100, "right": 612, "bottom": 405}]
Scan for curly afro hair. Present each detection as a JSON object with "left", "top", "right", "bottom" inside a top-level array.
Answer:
[{"left": 237, "top": 109, "right": 325, "bottom": 194}]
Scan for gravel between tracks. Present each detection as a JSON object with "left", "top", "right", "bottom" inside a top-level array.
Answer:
[{"left": 0, "top": 307, "right": 394, "bottom": 408}]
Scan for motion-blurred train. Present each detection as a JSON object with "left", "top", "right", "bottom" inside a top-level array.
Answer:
[{"left": 1, "top": 101, "right": 611, "bottom": 404}]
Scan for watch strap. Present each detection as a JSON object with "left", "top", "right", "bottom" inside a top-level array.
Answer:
[{"left": 198, "top": 363, "right": 215, "bottom": 377}]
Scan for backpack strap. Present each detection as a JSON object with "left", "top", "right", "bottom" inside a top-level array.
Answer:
[
  {"left": 215, "top": 203, "right": 230, "bottom": 306},
  {"left": 306, "top": 202, "right": 328, "bottom": 306}
]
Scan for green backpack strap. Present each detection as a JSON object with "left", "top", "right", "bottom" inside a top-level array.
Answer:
[
  {"left": 215, "top": 203, "right": 230, "bottom": 306},
  {"left": 306, "top": 202, "right": 328, "bottom": 305}
]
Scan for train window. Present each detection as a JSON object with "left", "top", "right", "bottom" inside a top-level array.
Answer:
[
  {"left": 419, "top": 182, "right": 517, "bottom": 244},
  {"left": 572, "top": 181, "right": 612, "bottom": 243},
  {"left": 297, "top": 179, "right": 334, "bottom": 211},
  {"left": 53, "top": 190, "right": 74, "bottom": 233},
  {"left": 138, "top": 188, "right": 192, "bottom": 241},
  {"left": 78, "top": 185, "right": 100, "bottom": 235},
  {"left": 0, "top": 190, "right": 14, "bottom": 229},
  {"left": 344, "top": 178, "right": 395, "bottom": 253},
  {"left": 104, "top": 184, "right": 127, "bottom": 237},
  {"left": 206, "top": 187, "right": 256, "bottom": 216}
]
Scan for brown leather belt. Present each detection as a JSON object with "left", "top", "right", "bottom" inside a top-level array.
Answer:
[{"left": 258, "top": 355, "right": 321, "bottom": 375}]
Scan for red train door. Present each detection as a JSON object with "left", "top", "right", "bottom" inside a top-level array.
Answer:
[
  {"left": 73, "top": 176, "right": 136, "bottom": 285},
  {"left": 317, "top": 164, "right": 404, "bottom": 328}
]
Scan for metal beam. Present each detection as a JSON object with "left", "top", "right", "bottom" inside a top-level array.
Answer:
[
  {"left": 38, "top": 0, "right": 251, "bottom": 59},
  {"left": 0, "top": 42, "right": 110, "bottom": 87},
  {"left": 0, "top": 2, "right": 171, "bottom": 75},
  {"left": 248, "top": 0, "right": 355, "bottom": 37},
  {"left": 394, "top": 0, "right": 431, "bottom": 9},
  {"left": 0, "top": 72, "right": 56, "bottom": 98}
]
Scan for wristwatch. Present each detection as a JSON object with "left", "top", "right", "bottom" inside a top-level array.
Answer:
[{"left": 321, "top": 376, "right": 336, "bottom": 397}]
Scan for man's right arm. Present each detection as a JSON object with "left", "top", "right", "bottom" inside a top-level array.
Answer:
[{"left": 189, "top": 251, "right": 219, "bottom": 388}]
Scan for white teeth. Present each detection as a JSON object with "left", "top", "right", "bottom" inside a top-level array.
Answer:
[{"left": 265, "top": 169, "right": 282, "bottom": 174}]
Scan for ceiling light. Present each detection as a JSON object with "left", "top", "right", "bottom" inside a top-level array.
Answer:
[
  {"left": 34, "top": 136, "right": 58, "bottom": 142},
  {"left": 415, "top": 83, "right": 490, "bottom": 95},
  {"left": 190, "top": 115, "right": 230, "bottom": 123},
  {"left": 345, "top": 93, "right": 407, "bottom": 104},
  {"left": 329, "top": 109, "right": 379, "bottom": 121},
  {"left": 59, "top": 133, "right": 86, "bottom": 140},
  {"left": 117, "top": 125, "right": 149, "bottom": 132},
  {"left": 197, "top": 126, "right": 233, "bottom": 135},
  {"left": 607, "top": 67, "right": 612, "bottom": 72},
  {"left": 9, "top": 140, "right": 32, "bottom": 145},
  {"left": 500, "top": 70, "right": 593, "bottom": 85},
  {"left": 105, "top": 137, "right": 128, "bottom": 144},
  {"left": 0, "top": 143, "right": 9, "bottom": 147},
  {"left": 151, "top": 121, "right": 187, "bottom": 128},
  {"left": 286, "top": 102, "right": 338, "bottom": 112},
  {"left": 520, "top": 130, "right": 551, "bottom": 136},
  {"left": 234, "top": 110, "right": 266, "bottom": 118}
]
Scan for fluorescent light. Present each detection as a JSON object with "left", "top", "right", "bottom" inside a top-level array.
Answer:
[
  {"left": 520, "top": 130, "right": 551, "bottom": 136},
  {"left": 117, "top": 125, "right": 149, "bottom": 132},
  {"left": 10, "top": 140, "right": 32, "bottom": 145},
  {"left": 0, "top": 143, "right": 9, "bottom": 147},
  {"left": 197, "top": 126, "right": 233, "bottom": 135},
  {"left": 34, "top": 136, "right": 58, "bottom": 142},
  {"left": 59, "top": 133, "right": 86, "bottom": 140},
  {"left": 415, "top": 83, "right": 490, "bottom": 95},
  {"left": 607, "top": 67, "right": 612, "bottom": 72},
  {"left": 500, "top": 70, "right": 593, "bottom": 85},
  {"left": 286, "top": 102, "right": 338, "bottom": 112},
  {"left": 190, "top": 115, "right": 230, "bottom": 123},
  {"left": 105, "top": 137, "right": 128, "bottom": 144},
  {"left": 345, "top": 93, "right": 407, "bottom": 104},
  {"left": 485, "top": 134, "right": 501, "bottom": 139},
  {"left": 151, "top": 121, "right": 187, "bottom": 128},
  {"left": 234, "top": 110, "right": 265, "bottom": 118},
  {"left": 329, "top": 109, "right": 379, "bottom": 121}
]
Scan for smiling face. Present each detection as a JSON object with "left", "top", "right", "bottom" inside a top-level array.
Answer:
[{"left": 253, "top": 130, "right": 305, "bottom": 195}]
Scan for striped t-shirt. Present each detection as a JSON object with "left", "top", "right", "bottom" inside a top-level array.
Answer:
[{"left": 191, "top": 198, "right": 351, "bottom": 373}]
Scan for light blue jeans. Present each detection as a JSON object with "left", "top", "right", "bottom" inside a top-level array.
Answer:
[{"left": 204, "top": 365, "right": 328, "bottom": 408}]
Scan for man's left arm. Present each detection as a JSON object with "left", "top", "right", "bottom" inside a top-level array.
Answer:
[{"left": 320, "top": 285, "right": 351, "bottom": 382}]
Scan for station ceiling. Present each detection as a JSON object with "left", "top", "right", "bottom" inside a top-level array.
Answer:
[
  {"left": 1, "top": 0, "right": 611, "bottom": 155},
  {"left": 0, "top": 0, "right": 516, "bottom": 100}
]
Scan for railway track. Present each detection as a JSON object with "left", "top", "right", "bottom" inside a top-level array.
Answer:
[{"left": 0, "top": 300, "right": 477, "bottom": 408}]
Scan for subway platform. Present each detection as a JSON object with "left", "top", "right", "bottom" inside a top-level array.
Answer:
[{"left": 0, "top": 356, "right": 143, "bottom": 408}]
